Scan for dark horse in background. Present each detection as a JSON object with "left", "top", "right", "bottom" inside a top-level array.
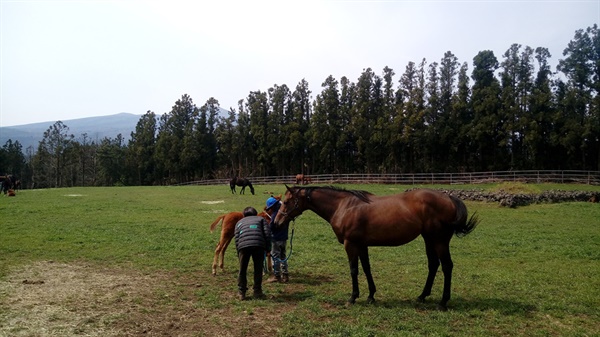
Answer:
[
  {"left": 273, "top": 185, "right": 479, "bottom": 310},
  {"left": 0, "top": 175, "right": 19, "bottom": 194},
  {"left": 229, "top": 177, "right": 255, "bottom": 195}
]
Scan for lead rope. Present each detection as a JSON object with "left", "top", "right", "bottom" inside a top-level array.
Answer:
[{"left": 272, "top": 219, "right": 296, "bottom": 264}]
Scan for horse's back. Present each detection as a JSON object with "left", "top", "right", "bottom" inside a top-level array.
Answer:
[
  {"left": 344, "top": 189, "right": 457, "bottom": 245},
  {"left": 396, "top": 189, "right": 457, "bottom": 221},
  {"left": 224, "top": 212, "right": 244, "bottom": 225}
]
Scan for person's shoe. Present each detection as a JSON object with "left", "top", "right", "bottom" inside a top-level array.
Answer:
[
  {"left": 282, "top": 274, "right": 289, "bottom": 283},
  {"left": 266, "top": 275, "right": 281, "bottom": 283},
  {"left": 253, "top": 291, "right": 266, "bottom": 300},
  {"left": 238, "top": 292, "right": 246, "bottom": 301}
]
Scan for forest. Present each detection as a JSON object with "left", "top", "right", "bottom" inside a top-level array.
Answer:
[{"left": 1, "top": 25, "right": 598, "bottom": 188}]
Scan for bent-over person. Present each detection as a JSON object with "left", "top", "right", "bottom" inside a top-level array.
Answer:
[{"left": 234, "top": 206, "right": 271, "bottom": 300}]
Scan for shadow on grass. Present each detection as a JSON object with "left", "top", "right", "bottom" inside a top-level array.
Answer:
[
  {"left": 272, "top": 290, "right": 317, "bottom": 303},
  {"left": 264, "top": 272, "right": 335, "bottom": 303},
  {"left": 207, "top": 270, "right": 536, "bottom": 316},
  {"left": 283, "top": 271, "right": 335, "bottom": 286},
  {"left": 368, "top": 295, "right": 536, "bottom": 315},
  {"left": 450, "top": 296, "right": 537, "bottom": 315}
]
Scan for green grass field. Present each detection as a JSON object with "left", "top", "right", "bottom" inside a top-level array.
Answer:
[{"left": 1, "top": 183, "right": 599, "bottom": 336}]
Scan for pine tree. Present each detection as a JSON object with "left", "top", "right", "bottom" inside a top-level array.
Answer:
[
  {"left": 128, "top": 111, "right": 157, "bottom": 185},
  {"left": 470, "top": 50, "right": 504, "bottom": 170}
]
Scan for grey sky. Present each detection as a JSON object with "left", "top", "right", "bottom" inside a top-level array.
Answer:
[{"left": 1, "top": 0, "right": 597, "bottom": 127}]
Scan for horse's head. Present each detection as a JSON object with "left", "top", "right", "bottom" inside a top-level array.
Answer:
[
  {"left": 273, "top": 185, "right": 308, "bottom": 227},
  {"left": 249, "top": 182, "right": 255, "bottom": 195}
]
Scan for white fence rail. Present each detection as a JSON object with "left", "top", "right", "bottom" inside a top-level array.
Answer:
[{"left": 178, "top": 170, "right": 600, "bottom": 186}]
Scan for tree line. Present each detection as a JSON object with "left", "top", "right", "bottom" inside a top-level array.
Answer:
[{"left": 1, "top": 25, "right": 598, "bottom": 188}]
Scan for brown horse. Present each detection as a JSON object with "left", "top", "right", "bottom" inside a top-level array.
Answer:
[
  {"left": 210, "top": 195, "right": 281, "bottom": 275},
  {"left": 295, "top": 174, "right": 312, "bottom": 185},
  {"left": 273, "top": 185, "right": 479, "bottom": 310}
]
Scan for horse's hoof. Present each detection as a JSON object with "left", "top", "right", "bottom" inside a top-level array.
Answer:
[
  {"left": 366, "top": 297, "right": 375, "bottom": 304},
  {"left": 347, "top": 297, "right": 356, "bottom": 305},
  {"left": 437, "top": 304, "right": 448, "bottom": 311},
  {"left": 416, "top": 296, "right": 426, "bottom": 303}
]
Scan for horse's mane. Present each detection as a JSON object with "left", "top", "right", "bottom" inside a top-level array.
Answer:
[{"left": 299, "top": 185, "right": 373, "bottom": 203}]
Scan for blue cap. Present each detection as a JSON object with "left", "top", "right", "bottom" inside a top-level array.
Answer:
[{"left": 266, "top": 197, "right": 278, "bottom": 209}]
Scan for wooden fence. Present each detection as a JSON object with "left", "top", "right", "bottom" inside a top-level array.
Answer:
[{"left": 178, "top": 170, "right": 600, "bottom": 186}]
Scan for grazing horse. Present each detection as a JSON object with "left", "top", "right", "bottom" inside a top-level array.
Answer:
[
  {"left": 210, "top": 195, "right": 281, "bottom": 275},
  {"left": 295, "top": 174, "right": 312, "bottom": 185},
  {"left": 273, "top": 185, "right": 479, "bottom": 310},
  {"left": 229, "top": 177, "right": 255, "bottom": 195}
]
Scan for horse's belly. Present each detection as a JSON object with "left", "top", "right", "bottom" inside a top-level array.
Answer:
[
  {"left": 342, "top": 220, "right": 421, "bottom": 246},
  {"left": 366, "top": 226, "right": 421, "bottom": 246}
]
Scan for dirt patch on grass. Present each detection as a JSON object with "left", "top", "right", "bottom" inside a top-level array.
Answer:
[{"left": 0, "top": 261, "right": 282, "bottom": 336}]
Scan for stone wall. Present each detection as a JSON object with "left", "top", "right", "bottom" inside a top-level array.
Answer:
[{"left": 408, "top": 188, "right": 600, "bottom": 208}]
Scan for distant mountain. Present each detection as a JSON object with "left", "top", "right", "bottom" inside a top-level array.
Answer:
[
  {"left": 0, "top": 113, "right": 143, "bottom": 151},
  {"left": 0, "top": 108, "right": 232, "bottom": 151}
]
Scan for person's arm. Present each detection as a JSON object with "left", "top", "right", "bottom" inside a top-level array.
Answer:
[
  {"left": 262, "top": 219, "right": 272, "bottom": 249},
  {"left": 234, "top": 220, "right": 242, "bottom": 252}
]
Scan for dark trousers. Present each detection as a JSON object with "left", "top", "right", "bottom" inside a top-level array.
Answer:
[{"left": 238, "top": 247, "right": 265, "bottom": 294}]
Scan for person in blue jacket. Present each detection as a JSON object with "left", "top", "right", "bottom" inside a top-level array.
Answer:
[
  {"left": 265, "top": 196, "right": 290, "bottom": 283},
  {"left": 235, "top": 206, "right": 271, "bottom": 300}
]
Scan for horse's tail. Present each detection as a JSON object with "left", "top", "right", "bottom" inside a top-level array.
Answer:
[
  {"left": 209, "top": 215, "right": 226, "bottom": 233},
  {"left": 450, "top": 195, "right": 479, "bottom": 238}
]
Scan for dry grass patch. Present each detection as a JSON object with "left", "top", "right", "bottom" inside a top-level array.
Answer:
[{"left": 0, "top": 261, "right": 282, "bottom": 337}]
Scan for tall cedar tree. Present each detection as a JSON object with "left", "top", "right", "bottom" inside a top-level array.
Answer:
[{"left": 13, "top": 25, "right": 599, "bottom": 186}]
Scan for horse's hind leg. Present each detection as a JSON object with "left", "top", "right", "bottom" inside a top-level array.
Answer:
[
  {"left": 212, "top": 243, "right": 223, "bottom": 275},
  {"left": 359, "top": 247, "right": 376, "bottom": 303},
  {"left": 219, "top": 237, "right": 233, "bottom": 272},
  {"left": 418, "top": 239, "right": 440, "bottom": 304},
  {"left": 438, "top": 247, "right": 453, "bottom": 311}
]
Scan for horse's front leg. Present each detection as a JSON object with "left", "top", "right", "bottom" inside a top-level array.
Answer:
[
  {"left": 359, "top": 246, "right": 376, "bottom": 303},
  {"left": 267, "top": 252, "right": 273, "bottom": 274},
  {"left": 344, "top": 241, "right": 360, "bottom": 304},
  {"left": 220, "top": 238, "right": 232, "bottom": 272}
]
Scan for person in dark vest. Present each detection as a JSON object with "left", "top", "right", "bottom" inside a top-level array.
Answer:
[{"left": 234, "top": 206, "right": 272, "bottom": 300}]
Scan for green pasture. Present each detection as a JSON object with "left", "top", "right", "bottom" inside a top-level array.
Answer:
[{"left": 1, "top": 183, "right": 599, "bottom": 336}]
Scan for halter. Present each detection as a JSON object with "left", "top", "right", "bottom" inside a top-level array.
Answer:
[
  {"left": 278, "top": 188, "right": 310, "bottom": 223},
  {"left": 268, "top": 191, "right": 304, "bottom": 266}
]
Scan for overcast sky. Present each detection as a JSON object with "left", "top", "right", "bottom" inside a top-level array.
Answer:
[{"left": 1, "top": 0, "right": 597, "bottom": 127}]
